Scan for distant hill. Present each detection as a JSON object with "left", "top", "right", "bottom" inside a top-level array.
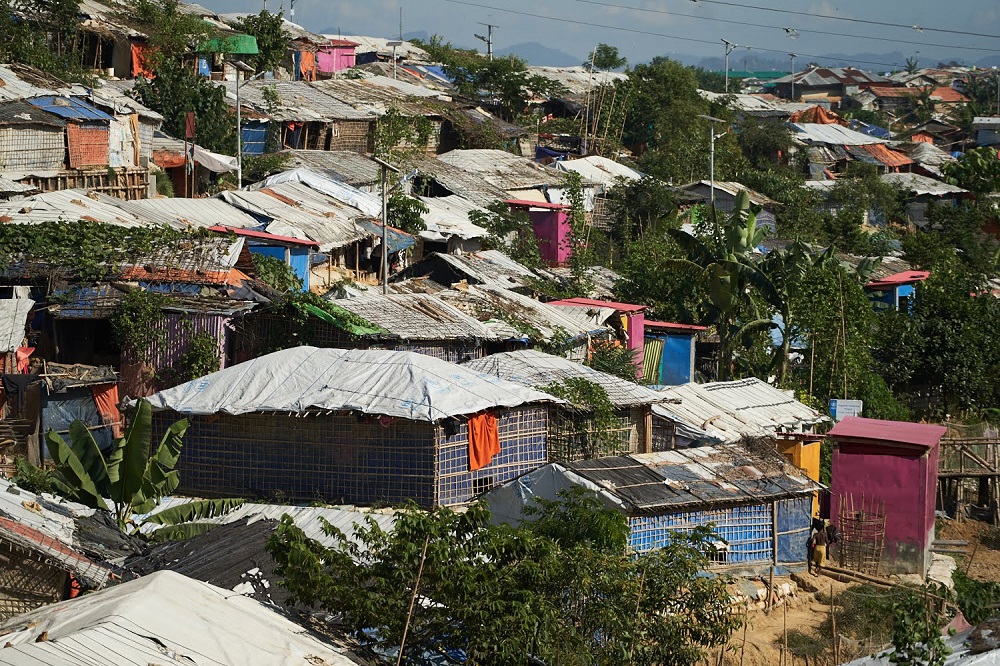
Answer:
[{"left": 497, "top": 42, "right": 581, "bottom": 67}]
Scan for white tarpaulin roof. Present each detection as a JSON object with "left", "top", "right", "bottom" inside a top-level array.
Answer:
[
  {"left": 253, "top": 168, "right": 382, "bottom": 218},
  {"left": 553, "top": 155, "right": 643, "bottom": 187},
  {"left": 0, "top": 298, "right": 33, "bottom": 352},
  {"left": 144, "top": 346, "right": 561, "bottom": 422},
  {"left": 0, "top": 570, "right": 358, "bottom": 665}
]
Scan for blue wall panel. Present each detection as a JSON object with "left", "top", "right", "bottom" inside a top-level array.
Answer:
[
  {"left": 659, "top": 334, "right": 694, "bottom": 385},
  {"left": 776, "top": 495, "right": 813, "bottom": 564}
]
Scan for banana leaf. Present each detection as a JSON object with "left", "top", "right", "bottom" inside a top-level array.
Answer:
[
  {"left": 45, "top": 430, "right": 109, "bottom": 511},
  {"left": 144, "top": 498, "right": 246, "bottom": 526},
  {"left": 67, "top": 420, "right": 109, "bottom": 492}
]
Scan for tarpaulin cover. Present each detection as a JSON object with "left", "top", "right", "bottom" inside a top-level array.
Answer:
[
  {"left": 776, "top": 495, "right": 813, "bottom": 563},
  {"left": 42, "top": 387, "right": 115, "bottom": 454},
  {"left": 142, "top": 346, "right": 561, "bottom": 422},
  {"left": 536, "top": 145, "right": 569, "bottom": 160},
  {"left": 91, "top": 383, "right": 122, "bottom": 438},
  {"left": 300, "top": 302, "right": 386, "bottom": 336},
  {"left": 355, "top": 218, "right": 416, "bottom": 253},
  {"left": 253, "top": 168, "right": 382, "bottom": 217}
]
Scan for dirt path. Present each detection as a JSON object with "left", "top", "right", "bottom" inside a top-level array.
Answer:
[{"left": 937, "top": 517, "right": 1000, "bottom": 582}]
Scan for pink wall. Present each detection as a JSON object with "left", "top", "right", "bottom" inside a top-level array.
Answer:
[
  {"left": 529, "top": 210, "right": 570, "bottom": 266},
  {"left": 830, "top": 442, "right": 938, "bottom": 575},
  {"left": 317, "top": 46, "right": 357, "bottom": 74},
  {"left": 626, "top": 312, "right": 645, "bottom": 372}
]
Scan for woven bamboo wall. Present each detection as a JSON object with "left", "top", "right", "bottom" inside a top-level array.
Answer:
[
  {"left": 546, "top": 408, "right": 638, "bottom": 462},
  {"left": 0, "top": 126, "right": 65, "bottom": 170},
  {"left": 0, "top": 542, "right": 68, "bottom": 620},
  {"left": 162, "top": 406, "right": 549, "bottom": 508}
]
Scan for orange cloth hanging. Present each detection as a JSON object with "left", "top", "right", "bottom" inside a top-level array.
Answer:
[
  {"left": 15, "top": 346, "right": 33, "bottom": 374},
  {"left": 299, "top": 50, "right": 317, "bottom": 81},
  {"left": 91, "top": 383, "right": 123, "bottom": 438},
  {"left": 467, "top": 412, "right": 500, "bottom": 471}
]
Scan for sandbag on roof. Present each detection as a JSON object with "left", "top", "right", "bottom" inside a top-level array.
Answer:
[{"left": 143, "top": 346, "right": 561, "bottom": 422}]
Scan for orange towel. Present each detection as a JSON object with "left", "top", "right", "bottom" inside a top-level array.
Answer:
[{"left": 467, "top": 412, "right": 500, "bottom": 471}]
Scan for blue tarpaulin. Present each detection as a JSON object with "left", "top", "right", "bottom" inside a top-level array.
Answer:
[
  {"left": 355, "top": 219, "right": 416, "bottom": 253},
  {"left": 241, "top": 121, "right": 267, "bottom": 155},
  {"left": 26, "top": 96, "right": 114, "bottom": 123}
]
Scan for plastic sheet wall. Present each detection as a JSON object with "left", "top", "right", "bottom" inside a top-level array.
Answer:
[{"left": 41, "top": 387, "right": 115, "bottom": 457}]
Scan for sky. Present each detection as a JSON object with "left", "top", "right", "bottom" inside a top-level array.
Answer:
[{"left": 211, "top": 0, "right": 1000, "bottom": 70}]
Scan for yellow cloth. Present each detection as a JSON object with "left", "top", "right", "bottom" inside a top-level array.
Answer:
[
  {"left": 467, "top": 412, "right": 500, "bottom": 471},
  {"left": 812, "top": 544, "right": 827, "bottom": 569}
]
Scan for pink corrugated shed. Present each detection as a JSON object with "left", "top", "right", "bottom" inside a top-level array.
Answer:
[{"left": 827, "top": 416, "right": 947, "bottom": 449}]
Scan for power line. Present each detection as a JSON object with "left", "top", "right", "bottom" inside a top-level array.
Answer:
[
  {"left": 566, "top": 0, "right": 1000, "bottom": 55},
  {"left": 691, "top": 0, "right": 1000, "bottom": 41},
  {"left": 441, "top": 0, "right": 902, "bottom": 69}
]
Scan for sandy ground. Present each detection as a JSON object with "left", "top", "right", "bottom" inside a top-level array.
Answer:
[{"left": 937, "top": 517, "right": 1000, "bottom": 582}]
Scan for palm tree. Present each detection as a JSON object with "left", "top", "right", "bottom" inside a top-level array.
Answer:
[{"left": 667, "top": 192, "right": 779, "bottom": 380}]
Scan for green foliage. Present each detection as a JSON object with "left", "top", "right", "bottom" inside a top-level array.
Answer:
[
  {"left": 373, "top": 106, "right": 434, "bottom": 160},
  {"left": 229, "top": 152, "right": 292, "bottom": 186},
  {"left": 615, "top": 232, "right": 707, "bottom": 324},
  {"left": 942, "top": 146, "right": 1000, "bottom": 196},
  {"left": 605, "top": 175, "right": 680, "bottom": 250},
  {"left": 0, "top": 0, "right": 94, "bottom": 84},
  {"left": 469, "top": 201, "right": 542, "bottom": 269},
  {"left": 539, "top": 378, "right": 622, "bottom": 456},
  {"left": 164, "top": 332, "right": 220, "bottom": 385},
  {"left": 0, "top": 222, "right": 184, "bottom": 281},
  {"left": 826, "top": 164, "right": 903, "bottom": 253},
  {"left": 585, "top": 340, "right": 639, "bottom": 381},
  {"left": 693, "top": 67, "right": 728, "bottom": 93},
  {"left": 110, "top": 290, "right": 169, "bottom": 364},
  {"left": 267, "top": 491, "right": 742, "bottom": 665},
  {"left": 740, "top": 168, "right": 829, "bottom": 240},
  {"left": 953, "top": 570, "right": 1000, "bottom": 624},
  {"left": 235, "top": 10, "right": 288, "bottom": 74},
  {"left": 11, "top": 456, "right": 56, "bottom": 494},
  {"left": 135, "top": 57, "right": 237, "bottom": 155},
  {"left": 155, "top": 173, "right": 176, "bottom": 197},
  {"left": 387, "top": 191, "right": 428, "bottom": 236},
  {"left": 587, "top": 43, "right": 627, "bottom": 71},
  {"left": 122, "top": 0, "right": 214, "bottom": 60},
  {"left": 563, "top": 170, "right": 596, "bottom": 294},
  {"left": 889, "top": 587, "right": 951, "bottom": 666},
  {"left": 735, "top": 118, "right": 794, "bottom": 170},
  {"left": 144, "top": 497, "right": 246, "bottom": 541},
  {"left": 252, "top": 252, "right": 302, "bottom": 292}
]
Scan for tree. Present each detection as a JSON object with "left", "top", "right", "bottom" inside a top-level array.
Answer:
[
  {"left": 942, "top": 146, "right": 1000, "bottom": 197},
  {"left": 605, "top": 175, "right": 680, "bottom": 249},
  {"left": 267, "top": 490, "right": 743, "bottom": 665},
  {"left": 469, "top": 202, "right": 542, "bottom": 269},
  {"left": 387, "top": 191, "right": 428, "bottom": 236},
  {"left": 134, "top": 57, "right": 237, "bottom": 155},
  {"left": 586, "top": 43, "right": 627, "bottom": 71},
  {"left": 666, "top": 191, "right": 778, "bottom": 380},
  {"left": 121, "top": 0, "right": 214, "bottom": 61},
  {"left": 235, "top": 10, "right": 288, "bottom": 74},
  {"left": 0, "top": 0, "right": 93, "bottom": 83},
  {"left": 735, "top": 118, "right": 794, "bottom": 170},
  {"left": 905, "top": 56, "right": 920, "bottom": 75},
  {"left": 30, "top": 399, "right": 243, "bottom": 538}
]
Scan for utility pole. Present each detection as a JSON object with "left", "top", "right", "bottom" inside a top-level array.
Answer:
[
  {"left": 698, "top": 114, "right": 727, "bottom": 210},
  {"left": 289, "top": 0, "right": 296, "bottom": 21},
  {"left": 474, "top": 23, "right": 497, "bottom": 62},
  {"left": 388, "top": 41, "right": 402, "bottom": 80},
  {"left": 789, "top": 53, "right": 797, "bottom": 101},
  {"left": 722, "top": 39, "right": 738, "bottom": 93}
]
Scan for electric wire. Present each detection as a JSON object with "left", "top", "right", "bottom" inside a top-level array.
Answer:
[
  {"left": 688, "top": 0, "right": 1000, "bottom": 40},
  {"left": 566, "top": 0, "right": 1000, "bottom": 55},
  {"left": 441, "top": 0, "right": 902, "bottom": 69}
]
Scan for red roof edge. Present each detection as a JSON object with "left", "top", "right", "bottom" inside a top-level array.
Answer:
[
  {"left": 504, "top": 199, "right": 569, "bottom": 210},
  {"left": 208, "top": 225, "right": 319, "bottom": 248},
  {"left": 827, "top": 416, "right": 947, "bottom": 449},
  {"left": 865, "top": 270, "right": 930, "bottom": 289},
  {"left": 645, "top": 320, "right": 707, "bottom": 333}
]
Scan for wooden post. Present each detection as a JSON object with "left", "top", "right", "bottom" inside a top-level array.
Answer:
[
  {"left": 396, "top": 534, "right": 430, "bottom": 666},
  {"left": 782, "top": 598, "right": 788, "bottom": 666},
  {"left": 830, "top": 584, "right": 839, "bottom": 664},
  {"left": 642, "top": 407, "right": 653, "bottom": 453},
  {"left": 739, "top": 606, "right": 748, "bottom": 666},
  {"left": 772, "top": 501, "right": 779, "bottom": 566},
  {"left": 767, "top": 564, "right": 775, "bottom": 614}
]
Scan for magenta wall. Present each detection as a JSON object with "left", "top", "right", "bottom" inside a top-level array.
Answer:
[
  {"left": 317, "top": 46, "right": 356, "bottom": 73},
  {"left": 626, "top": 312, "right": 645, "bottom": 372},
  {"left": 529, "top": 210, "right": 570, "bottom": 265},
  {"left": 830, "top": 442, "right": 937, "bottom": 574}
]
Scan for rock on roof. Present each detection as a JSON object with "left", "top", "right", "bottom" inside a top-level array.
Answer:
[
  {"left": 465, "top": 349, "right": 666, "bottom": 408},
  {"left": 0, "top": 570, "right": 360, "bottom": 665},
  {"left": 144, "top": 346, "right": 560, "bottom": 421}
]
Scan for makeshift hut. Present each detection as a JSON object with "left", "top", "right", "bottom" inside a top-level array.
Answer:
[
  {"left": 864, "top": 270, "right": 930, "bottom": 313},
  {"left": 547, "top": 297, "right": 648, "bottom": 372},
  {"left": 643, "top": 320, "right": 706, "bottom": 385},
  {"left": 828, "top": 417, "right": 947, "bottom": 576},
  {"left": 465, "top": 350, "right": 666, "bottom": 461},
  {"left": 485, "top": 444, "right": 822, "bottom": 572},
  {"left": 0, "top": 99, "right": 67, "bottom": 172},
  {"left": 144, "top": 346, "right": 559, "bottom": 507}
]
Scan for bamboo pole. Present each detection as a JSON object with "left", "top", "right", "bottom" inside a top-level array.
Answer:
[
  {"left": 739, "top": 607, "right": 748, "bottom": 666},
  {"left": 395, "top": 534, "right": 430, "bottom": 666},
  {"left": 782, "top": 599, "right": 788, "bottom": 666}
]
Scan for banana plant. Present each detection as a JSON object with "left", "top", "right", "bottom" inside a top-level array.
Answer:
[
  {"left": 45, "top": 399, "right": 243, "bottom": 538},
  {"left": 666, "top": 190, "right": 779, "bottom": 380}
]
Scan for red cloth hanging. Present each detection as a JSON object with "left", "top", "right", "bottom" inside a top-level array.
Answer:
[
  {"left": 15, "top": 346, "right": 33, "bottom": 374},
  {"left": 91, "top": 383, "right": 123, "bottom": 438},
  {"left": 467, "top": 412, "right": 500, "bottom": 471}
]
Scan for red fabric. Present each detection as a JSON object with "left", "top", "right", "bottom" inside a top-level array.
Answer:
[
  {"left": 91, "top": 383, "right": 123, "bottom": 438},
  {"left": 468, "top": 412, "right": 500, "bottom": 471},
  {"left": 15, "top": 346, "right": 33, "bottom": 374},
  {"left": 185, "top": 112, "right": 196, "bottom": 140}
]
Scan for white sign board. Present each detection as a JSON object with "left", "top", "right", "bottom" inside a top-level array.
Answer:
[{"left": 829, "top": 399, "right": 863, "bottom": 422}]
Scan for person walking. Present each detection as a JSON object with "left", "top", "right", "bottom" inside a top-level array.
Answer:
[{"left": 810, "top": 523, "right": 829, "bottom": 575}]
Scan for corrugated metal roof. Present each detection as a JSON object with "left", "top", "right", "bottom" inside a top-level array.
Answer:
[
  {"left": 548, "top": 297, "right": 647, "bottom": 313},
  {"left": 26, "top": 96, "right": 113, "bottom": 123},
  {"left": 435, "top": 284, "right": 606, "bottom": 342},
  {"left": 0, "top": 298, "right": 33, "bottom": 351},
  {"left": 0, "top": 189, "right": 146, "bottom": 226},
  {"left": 218, "top": 188, "right": 367, "bottom": 251},
  {"left": 0, "top": 571, "right": 360, "bottom": 665},
  {"left": 770, "top": 66, "right": 890, "bottom": 87},
  {"left": 120, "top": 236, "right": 245, "bottom": 285},
  {"left": 0, "top": 99, "right": 66, "bottom": 126},
  {"left": 402, "top": 155, "right": 510, "bottom": 207},
  {"left": 527, "top": 66, "right": 628, "bottom": 97},
  {"left": 881, "top": 172, "right": 965, "bottom": 195},
  {"left": 828, "top": 416, "right": 946, "bottom": 448},
  {"left": 437, "top": 149, "right": 570, "bottom": 192},
  {"left": 330, "top": 292, "right": 498, "bottom": 340},
  {"left": 553, "top": 155, "right": 642, "bottom": 187},
  {"left": 465, "top": 349, "right": 665, "bottom": 408},
  {"left": 436, "top": 250, "right": 539, "bottom": 290},
  {"left": 418, "top": 195, "right": 489, "bottom": 242},
  {"left": 283, "top": 149, "right": 381, "bottom": 187},
  {"left": 310, "top": 76, "right": 448, "bottom": 115},
  {"left": 0, "top": 177, "right": 38, "bottom": 196},
  {"left": 860, "top": 143, "right": 914, "bottom": 168},
  {"left": 331, "top": 35, "right": 428, "bottom": 59},
  {"left": 0, "top": 64, "right": 84, "bottom": 102},
  {"left": 221, "top": 80, "right": 375, "bottom": 122},
  {"left": 652, "top": 378, "right": 825, "bottom": 443},
  {"left": 565, "top": 443, "right": 821, "bottom": 513},
  {"left": 116, "top": 197, "right": 263, "bottom": 230},
  {"left": 791, "top": 122, "right": 888, "bottom": 145},
  {"left": 680, "top": 180, "right": 778, "bottom": 207}
]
